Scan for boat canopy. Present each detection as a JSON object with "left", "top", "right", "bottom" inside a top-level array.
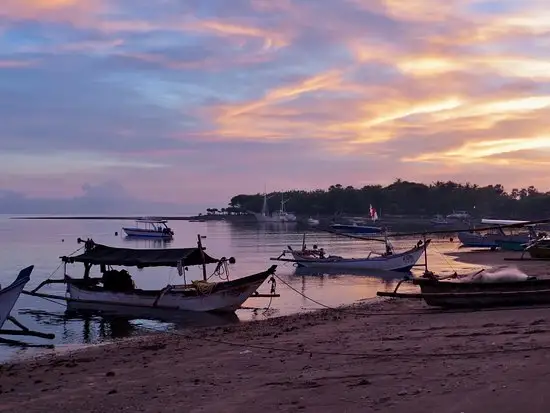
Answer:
[
  {"left": 481, "top": 219, "right": 535, "bottom": 227},
  {"left": 61, "top": 243, "right": 218, "bottom": 268}
]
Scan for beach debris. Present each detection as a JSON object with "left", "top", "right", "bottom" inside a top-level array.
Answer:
[{"left": 239, "top": 349, "right": 252, "bottom": 355}]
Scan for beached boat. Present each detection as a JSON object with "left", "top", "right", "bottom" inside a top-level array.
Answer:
[
  {"left": 412, "top": 270, "right": 550, "bottom": 308},
  {"left": 458, "top": 219, "right": 536, "bottom": 250},
  {"left": 271, "top": 236, "right": 430, "bottom": 272},
  {"left": 0, "top": 266, "right": 33, "bottom": 329},
  {"left": 122, "top": 218, "right": 174, "bottom": 239},
  {"left": 524, "top": 237, "right": 550, "bottom": 259},
  {"left": 29, "top": 238, "right": 278, "bottom": 313},
  {"left": 378, "top": 266, "right": 550, "bottom": 308}
]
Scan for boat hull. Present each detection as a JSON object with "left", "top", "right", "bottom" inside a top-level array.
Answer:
[
  {"left": 528, "top": 246, "right": 550, "bottom": 259},
  {"left": 457, "top": 232, "right": 498, "bottom": 248},
  {"left": 0, "top": 266, "right": 33, "bottom": 329},
  {"left": 414, "top": 278, "right": 550, "bottom": 308},
  {"left": 495, "top": 239, "right": 526, "bottom": 252},
  {"left": 290, "top": 242, "right": 428, "bottom": 272},
  {"left": 66, "top": 267, "right": 275, "bottom": 313},
  {"left": 122, "top": 228, "right": 173, "bottom": 239}
]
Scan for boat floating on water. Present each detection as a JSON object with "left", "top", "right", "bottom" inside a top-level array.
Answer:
[
  {"left": 122, "top": 218, "right": 175, "bottom": 240},
  {"left": 27, "top": 236, "right": 279, "bottom": 313},
  {"left": 271, "top": 234, "right": 430, "bottom": 272}
]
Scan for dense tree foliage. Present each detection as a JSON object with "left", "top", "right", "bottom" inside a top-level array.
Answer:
[{"left": 229, "top": 180, "right": 550, "bottom": 219}]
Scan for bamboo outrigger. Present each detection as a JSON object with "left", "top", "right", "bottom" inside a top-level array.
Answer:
[
  {"left": 376, "top": 218, "right": 550, "bottom": 309},
  {"left": 26, "top": 236, "right": 279, "bottom": 313}
]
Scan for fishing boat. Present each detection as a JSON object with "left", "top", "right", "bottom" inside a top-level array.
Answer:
[
  {"left": 254, "top": 193, "right": 297, "bottom": 223},
  {"left": 28, "top": 237, "right": 278, "bottom": 313},
  {"left": 122, "top": 218, "right": 175, "bottom": 239},
  {"left": 307, "top": 217, "right": 320, "bottom": 226},
  {"left": 457, "top": 219, "right": 536, "bottom": 250},
  {"left": 0, "top": 266, "right": 32, "bottom": 329},
  {"left": 378, "top": 266, "right": 550, "bottom": 308},
  {"left": 271, "top": 235, "right": 430, "bottom": 272},
  {"left": 524, "top": 236, "right": 550, "bottom": 259},
  {"left": 331, "top": 205, "right": 382, "bottom": 234},
  {"left": 1, "top": 266, "right": 54, "bottom": 343},
  {"left": 414, "top": 270, "right": 550, "bottom": 308}
]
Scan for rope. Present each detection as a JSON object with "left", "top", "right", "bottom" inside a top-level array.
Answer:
[
  {"left": 141, "top": 325, "right": 550, "bottom": 360},
  {"left": 273, "top": 273, "right": 550, "bottom": 317}
]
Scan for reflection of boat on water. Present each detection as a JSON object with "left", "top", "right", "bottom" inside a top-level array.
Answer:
[
  {"left": 294, "top": 266, "right": 408, "bottom": 280},
  {"left": 28, "top": 236, "right": 278, "bottom": 313},
  {"left": 122, "top": 218, "right": 175, "bottom": 240},
  {"left": 65, "top": 301, "right": 240, "bottom": 329}
]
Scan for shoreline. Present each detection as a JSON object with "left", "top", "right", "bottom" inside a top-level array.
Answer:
[
  {"left": 3, "top": 295, "right": 550, "bottom": 412},
  {"left": 3, "top": 251, "right": 550, "bottom": 411}
]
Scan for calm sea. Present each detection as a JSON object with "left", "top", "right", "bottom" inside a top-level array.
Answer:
[{"left": 0, "top": 216, "right": 480, "bottom": 362}]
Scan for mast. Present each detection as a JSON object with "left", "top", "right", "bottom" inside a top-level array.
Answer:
[{"left": 197, "top": 234, "right": 207, "bottom": 281}]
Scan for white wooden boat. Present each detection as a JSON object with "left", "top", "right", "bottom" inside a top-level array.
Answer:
[
  {"left": 122, "top": 218, "right": 174, "bottom": 239},
  {"left": 272, "top": 236, "right": 430, "bottom": 272},
  {"left": 0, "top": 266, "right": 32, "bottom": 329},
  {"left": 29, "top": 238, "right": 278, "bottom": 313}
]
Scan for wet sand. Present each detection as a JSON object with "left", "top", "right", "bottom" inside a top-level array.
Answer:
[
  {"left": 3, "top": 249, "right": 550, "bottom": 412},
  {"left": 3, "top": 294, "right": 550, "bottom": 412},
  {"left": 450, "top": 249, "right": 550, "bottom": 277}
]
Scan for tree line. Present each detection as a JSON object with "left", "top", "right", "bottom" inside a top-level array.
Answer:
[{"left": 227, "top": 180, "right": 550, "bottom": 219}]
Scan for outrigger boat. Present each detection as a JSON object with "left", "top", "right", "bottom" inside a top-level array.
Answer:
[
  {"left": 379, "top": 269, "right": 550, "bottom": 309},
  {"left": 523, "top": 236, "right": 550, "bottom": 259},
  {"left": 1, "top": 266, "right": 54, "bottom": 344},
  {"left": 27, "top": 236, "right": 278, "bottom": 313},
  {"left": 271, "top": 234, "right": 430, "bottom": 272},
  {"left": 457, "top": 219, "right": 537, "bottom": 251},
  {"left": 122, "top": 218, "right": 175, "bottom": 240}
]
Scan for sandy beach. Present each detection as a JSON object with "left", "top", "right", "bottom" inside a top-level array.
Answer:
[{"left": 2, "top": 252, "right": 550, "bottom": 412}]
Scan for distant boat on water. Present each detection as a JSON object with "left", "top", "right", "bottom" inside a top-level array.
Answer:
[
  {"left": 122, "top": 218, "right": 175, "bottom": 239},
  {"left": 254, "top": 193, "right": 297, "bottom": 223},
  {"left": 331, "top": 204, "right": 382, "bottom": 234}
]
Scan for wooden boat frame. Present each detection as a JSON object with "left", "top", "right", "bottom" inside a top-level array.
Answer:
[{"left": 27, "top": 235, "right": 279, "bottom": 313}]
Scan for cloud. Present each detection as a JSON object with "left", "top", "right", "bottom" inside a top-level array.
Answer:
[{"left": 1, "top": 0, "right": 550, "bottom": 208}]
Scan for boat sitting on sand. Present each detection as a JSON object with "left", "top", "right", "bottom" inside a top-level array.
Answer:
[
  {"left": 28, "top": 237, "right": 278, "bottom": 313},
  {"left": 378, "top": 267, "right": 550, "bottom": 308},
  {"left": 122, "top": 218, "right": 175, "bottom": 240}
]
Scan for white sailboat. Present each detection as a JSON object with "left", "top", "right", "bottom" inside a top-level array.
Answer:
[{"left": 254, "top": 193, "right": 297, "bottom": 223}]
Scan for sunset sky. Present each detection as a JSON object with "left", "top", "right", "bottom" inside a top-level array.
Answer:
[{"left": 1, "top": 0, "right": 549, "bottom": 205}]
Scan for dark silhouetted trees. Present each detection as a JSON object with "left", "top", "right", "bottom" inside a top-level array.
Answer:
[{"left": 229, "top": 180, "right": 550, "bottom": 219}]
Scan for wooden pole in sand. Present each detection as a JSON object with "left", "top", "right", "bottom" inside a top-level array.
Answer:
[
  {"left": 422, "top": 233, "right": 429, "bottom": 275},
  {"left": 197, "top": 234, "right": 207, "bottom": 281}
]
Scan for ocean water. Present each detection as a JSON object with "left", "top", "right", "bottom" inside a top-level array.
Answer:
[{"left": 0, "top": 216, "right": 480, "bottom": 362}]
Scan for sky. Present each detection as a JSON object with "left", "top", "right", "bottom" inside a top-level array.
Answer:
[{"left": 1, "top": 0, "right": 550, "bottom": 208}]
